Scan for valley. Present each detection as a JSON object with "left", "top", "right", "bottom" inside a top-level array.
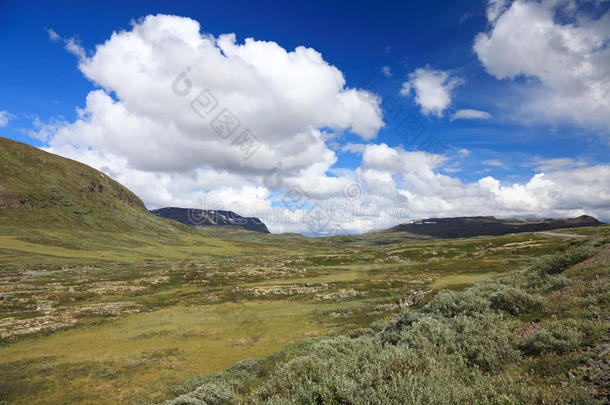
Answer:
[{"left": 2, "top": 224, "right": 607, "bottom": 404}]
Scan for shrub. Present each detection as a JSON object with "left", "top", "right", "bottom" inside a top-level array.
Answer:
[
  {"left": 163, "top": 358, "right": 262, "bottom": 404},
  {"left": 582, "top": 279, "right": 610, "bottom": 303},
  {"left": 519, "top": 318, "right": 602, "bottom": 356},
  {"left": 423, "top": 289, "right": 490, "bottom": 318},
  {"left": 164, "top": 243, "right": 605, "bottom": 405},
  {"left": 451, "top": 313, "right": 519, "bottom": 371},
  {"left": 163, "top": 381, "right": 238, "bottom": 405},
  {"left": 532, "top": 246, "right": 595, "bottom": 276},
  {"left": 378, "top": 310, "right": 426, "bottom": 345},
  {"left": 489, "top": 286, "right": 545, "bottom": 315},
  {"left": 398, "top": 316, "right": 457, "bottom": 352}
]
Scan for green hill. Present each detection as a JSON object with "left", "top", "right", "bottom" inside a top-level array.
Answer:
[
  {"left": 0, "top": 137, "right": 173, "bottom": 232},
  {"left": 0, "top": 137, "right": 259, "bottom": 263}
]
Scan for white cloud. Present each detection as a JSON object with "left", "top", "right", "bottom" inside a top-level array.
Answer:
[
  {"left": 357, "top": 143, "right": 610, "bottom": 223},
  {"left": 46, "top": 28, "right": 60, "bottom": 42},
  {"left": 482, "top": 159, "right": 505, "bottom": 167},
  {"left": 532, "top": 157, "right": 588, "bottom": 172},
  {"left": 341, "top": 142, "right": 367, "bottom": 154},
  {"left": 400, "top": 67, "right": 462, "bottom": 117},
  {"left": 458, "top": 148, "right": 471, "bottom": 157},
  {"left": 36, "top": 14, "right": 384, "bottom": 230},
  {"left": 443, "top": 167, "right": 461, "bottom": 173},
  {"left": 381, "top": 66, "right": 393, "bottom": 78},
  {"left": 0, "top": 111, "right": 15, "bottom": 127},
  {"left": 46, "top": 28, "right": 87, "bottom": 60},
  {"left": 486, "top": 0, "right": 509, "bottom": 22},
  {"left": 450, "top": 109, "right": 492, "bottom": 121},
  {"left": 474, "top": 0, "right": 610, "bottom": 132},
  {"left": 64, "top": 38, "right": 86, "bottom": 59}
]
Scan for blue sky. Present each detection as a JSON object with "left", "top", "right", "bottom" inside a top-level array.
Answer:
[{"left": 1, "top": 0, "right": 609, "bottom": 233}]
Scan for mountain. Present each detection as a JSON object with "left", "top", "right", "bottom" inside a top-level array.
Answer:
[
  {"left": 389, "top": 215, "right": 603, "bottom": 238},
  {"left": 151, "top": 207, "right": 270, "bottom": 233}
]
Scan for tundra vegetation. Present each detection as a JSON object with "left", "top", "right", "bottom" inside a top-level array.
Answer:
[{"left": 1, "top": 225, "right": 608, "bottom": 404}]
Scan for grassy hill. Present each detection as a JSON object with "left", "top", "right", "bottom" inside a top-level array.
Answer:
[{"left": 0, "top": 137, "right": 184, "bottom": 233}]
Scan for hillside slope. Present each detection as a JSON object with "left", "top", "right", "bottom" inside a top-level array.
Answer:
[{"left": 0, "top": 137, "right": 174, "bottom": 232}]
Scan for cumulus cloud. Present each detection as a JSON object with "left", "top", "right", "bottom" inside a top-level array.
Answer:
[
  {"left": 400, "top": 67, "right": 462, "bottom": 117},
  {"left": 0, "top": 111, "right": 15, "bottom": 127},
  {"left": 381, "top": 66, "right": 393, "bottom": 77},
  {"left": 356, "top": 143, "right": 610, "bottom": 223},
  {"left": 474, "top": 0, "right": 610, "bottom": 132},
  {"left": 450, "top": 109, "right": 492, "bottom": 121}
]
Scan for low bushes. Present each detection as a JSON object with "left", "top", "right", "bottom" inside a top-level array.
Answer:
[
  {"left": 519, "top": 319, "right": 604, "bottom": 356},
  {"left": 531, "top": 245, "right": 595, "bottom": 276},
  {"left": 422, "top": 288, "right": 490, "bottom": 318},
  {"left": 165, "top": 359, "right": 262, "bottom": 405},
  {"left": 162, "top": 242, "right": 606, "bottom": 405},
  {"left": 489, "top": 286, "right": 545, "bottom": 315}
]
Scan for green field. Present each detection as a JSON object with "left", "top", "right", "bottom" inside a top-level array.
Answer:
[{"left": 2, "top": 222, "right": 608, "bottom": 404}]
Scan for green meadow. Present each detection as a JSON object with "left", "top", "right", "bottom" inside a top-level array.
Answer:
[{"left": 2, "top": 222, "right": 607, "bottom": 404}]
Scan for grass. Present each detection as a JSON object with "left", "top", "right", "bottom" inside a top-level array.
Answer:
[
  {"left": 1, "top": 300, "right": 348, "bottom": 404},
  {"left": 2, "top": 227, "right": 607, "bottom": 404},
  {"left": 428, "top": 271, "right": 500, "bottom": 289}
]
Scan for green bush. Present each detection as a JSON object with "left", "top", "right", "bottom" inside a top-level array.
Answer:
[
  {"left": 163, "top": 358, "right": 262, "bottom": 405},
  {"left": 519, "top": 318, "right": 602, "bottom": 356},
  {"left": 532, "top": 246, "right": 595, "bottom": 276},
  {"left": 423, "top": 289, "right": 490, "bottom": 318},
  {"left": 378, "top": 310, "right": 426, "bottom": 345},
  {"left": 164, "top": 381, "right": 238, "bottom": 405},
  {"left": 451, "top": 313, "right": 519, "bottom": 371},
  {"left": 489, "top": 286, "right": 545, "bottom": 315}
]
